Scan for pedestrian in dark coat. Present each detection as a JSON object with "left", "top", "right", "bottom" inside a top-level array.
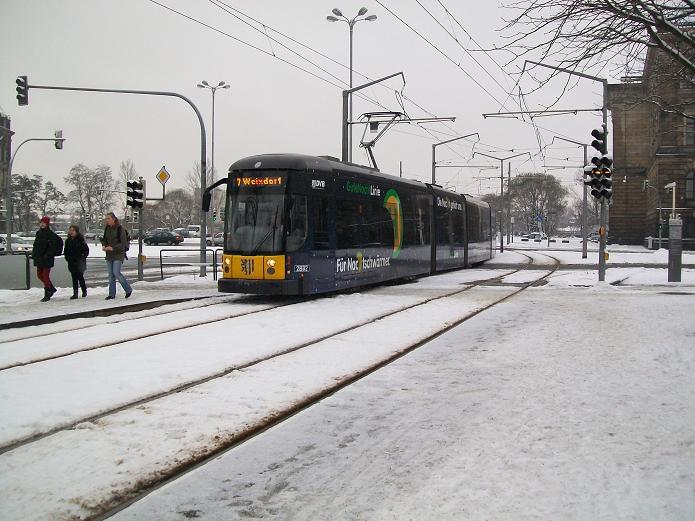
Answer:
[
  {"left": 31, "top": 216, "right": 62, "bottom": 302},
  {"left": 101, "top": 212, "right": 133, "bottom": 300},
  {"left": 64, "top": 225, "right": 90, "bottom": 299}
]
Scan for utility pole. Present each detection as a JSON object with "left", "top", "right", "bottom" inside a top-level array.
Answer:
[
  {"left": 522, "top": 61, "right": 609, "bottom": 280},
  {"left": 507, "top": 162, "right": 511, "bottom": 244},
  {"left": 473, "top": 151, "right": 530, "bottom": 253},
  {"left": 431, "top": 132, "right": 479, "bottom": 184},
  {"left": 551, "top": 135, "right": 590, "bottom": 258}
]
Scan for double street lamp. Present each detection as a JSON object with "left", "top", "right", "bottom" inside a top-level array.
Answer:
[
  {"left": 197, "top": 80, "right": 230, "bottom": 232},
  {"left": 327, "top": 7, "right": 377, "bottom": 163}
]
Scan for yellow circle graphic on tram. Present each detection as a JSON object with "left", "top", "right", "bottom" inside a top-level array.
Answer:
[{"left": 383, "top": 189, "right": 403, "bottom": 257}]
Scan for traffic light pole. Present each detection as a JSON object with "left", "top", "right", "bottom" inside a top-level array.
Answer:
[
  {"left": 22, "top": 81, "right": 208, "bottom": 276},
  {"left": 4, "top": 136, "right": 65, "bottom": 250}
]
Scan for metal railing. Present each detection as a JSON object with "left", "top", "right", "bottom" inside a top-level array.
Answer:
[{"left": 159, "top": 248, "right": 223, "bottom": 281}]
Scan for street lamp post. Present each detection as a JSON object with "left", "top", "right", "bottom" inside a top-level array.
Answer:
[
  {"left": 197, "top": 80, "right": 230, "bottom": 233},
  {"left": 327, "top": 7, "right": 377, "bottom": 163},
  {"left": 5, "top": 136, "right": 66, "bottom": 250}
]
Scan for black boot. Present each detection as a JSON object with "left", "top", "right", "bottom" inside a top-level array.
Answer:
[
  {"left": 49, "top": 285, "right": 57, "bottom": 296},
  {"left": 41, "top": 288, "right": 51, "bottom": 302},
  {"left": 82, "top": 288, "right": 87, "bottom": 298},
  {"left": 70, "top": 293, "right": 78, "bottom": 300}
]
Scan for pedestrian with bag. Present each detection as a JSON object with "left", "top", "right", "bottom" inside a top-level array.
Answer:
[
  {"left": 32, "top": 216, "right": 63, "bottom": 302},
  {"left": 64, "top": 224, "right": 90, "bottom": 299},
  {"left": 101, "top": 212, "right": 132, "bottom": 300}
]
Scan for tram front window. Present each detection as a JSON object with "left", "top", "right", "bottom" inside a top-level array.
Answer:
[{"left": 227, "top": 192, "right": 285, "bottom": 254}]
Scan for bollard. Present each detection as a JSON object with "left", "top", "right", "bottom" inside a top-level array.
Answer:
[{"left": 668, "top": 218, "right": 682, "bottom": 282}]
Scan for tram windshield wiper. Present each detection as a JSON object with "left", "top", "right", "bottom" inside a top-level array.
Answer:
[{"left": 250, "top": 205, "right": 280, "bottom": 255}]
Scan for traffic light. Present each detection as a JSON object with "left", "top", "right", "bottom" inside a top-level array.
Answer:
[
  {"left": 591, "top": 124, "right": 607, "bottom": 154},
  {"left": 588, "top": 124, "right": 612, "bottom": 201},
  {"left": 126, "top": 180, "right": 144, "bottom": 208},
  {"left": 16, "top": 76, "right": 28, "bottom": 106},
  {"left": 133, "top": 210, "right": 139, "bottom": 224},
  {"left": 54, "top": 130, "right": 63, "bottom": 150},
  {"left": 125, "top": 214, "right": 131, "bottom": 223},
  {"left": 212, "top": 208, "right": 218, "bottom": 222}
]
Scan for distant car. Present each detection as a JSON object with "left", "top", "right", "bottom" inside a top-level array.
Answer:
[
  {"left": 588, "top": 233, "right": 600, "bottom": 243},
  {"left": 143, "top": 230, "right": 183, "bottom": 246},
  {"left": 206, "top": 232, "right": 224, "bottom": 246},
  {"left": 83, "top": 230, "right": 100, "bottom": 240},
  {"left": 173, "top": 227, "right": 193, "bottom": 238},
  {"left": 187, "top": 224, "right": 202, "bottom": 238},
  {"left": 1, "top": 237, "right": 34, "bottom": 253}
]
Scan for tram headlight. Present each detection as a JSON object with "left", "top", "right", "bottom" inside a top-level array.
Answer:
[
  {"left": 223, "top": 256, "right": 231, "bottom": 274},
  {"left": 266, "top": 258, "right": 276, "bottom": 275}
]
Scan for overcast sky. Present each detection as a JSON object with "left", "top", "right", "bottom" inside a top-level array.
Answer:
[{"left": 2, "top": 0, "right": 611, "bottom": 205}]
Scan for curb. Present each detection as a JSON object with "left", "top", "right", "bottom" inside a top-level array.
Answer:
[{"left": 0, "top": 295, "right": 218, "bottom": 331}]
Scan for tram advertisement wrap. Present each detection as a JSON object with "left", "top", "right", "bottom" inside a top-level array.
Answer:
[{"left": 336, "top": 252, "right": 391, "bottom": 274}]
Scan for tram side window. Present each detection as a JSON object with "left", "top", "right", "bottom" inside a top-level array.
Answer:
[
  {"left": 454, "top": 209, "right": 466, "bottom": 245},
  {"left": 311, "top": 196, "right": 330, "bottom": 250},
  {"left": 336, "top": 198, "right": 363, "bottom": 249},
  {"left": 467, "top": 205, "right": 482, "bottom": 243},
  {"left": 436, "top": 208, "right": 452, "bottom": 245},
  {"left": 336, "top": 197, "right": 392, "bottom": 249},
  {"left": 286, "top": 195, "right": 308, "bottom": 252}
]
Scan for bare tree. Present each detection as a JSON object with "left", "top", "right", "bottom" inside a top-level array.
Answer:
[
  {"left": 36, "top": 181, "right": 67, "bottom": 218},
  {"left": 507, "top": 174, "right": 569, "bottom": 234},
  {"left": 147, "top": 189, "right": 194, "bottom": 229},
  {"left": 503, "top": 1, "right": 695, "bottom": 115},
  {"left": 11, "top": 174, "right": 42, "bottom": 232},
  {"left": 64, "top": 163, "right": 116, "bottom": 230},
  {"left": 504, "top": 1, "right": 695, "bottom": 76},
  {"left": 185, "top": 161, "right": 214, "bottom": 224}
]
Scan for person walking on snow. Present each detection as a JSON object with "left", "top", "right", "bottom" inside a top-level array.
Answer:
[
  {"left": 64, "top": 224, "right": 89, "bottom": 299},
  {"left": 32, "top": 216, "right": 63, "bottom": 302},
  {"left": 101, "top": 212, "right": 133, "bottom": 300}
]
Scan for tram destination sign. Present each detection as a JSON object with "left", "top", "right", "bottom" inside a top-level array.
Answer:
[{"left": 235, "top": 175, "right": 284, "bottom": 187}]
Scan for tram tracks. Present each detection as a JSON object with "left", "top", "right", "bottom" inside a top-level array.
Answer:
[
  {"left": 87, "top": 253, "right": 560, "bottom": 520},
  {"left": 0, "top": 264, "right": 533, "bottom": 454},
  {"left": 2, "top": 256, "right": 563, "bottom": 521}
]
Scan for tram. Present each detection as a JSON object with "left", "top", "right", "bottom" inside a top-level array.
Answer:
[{"left": 203, "top": 153, "right": 493, "bottom": 295}]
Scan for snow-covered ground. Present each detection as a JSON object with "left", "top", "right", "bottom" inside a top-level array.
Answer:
[
  {"left": 112, "top": 283, "right": 695, "bottom": 521},
  {"left": 1, "top": 255, "right": 694, "bottom": 521}
]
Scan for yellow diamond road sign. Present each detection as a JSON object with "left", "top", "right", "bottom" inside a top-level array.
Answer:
[{"left": 156, "top": 166, "right": 170, "bottom": 186}]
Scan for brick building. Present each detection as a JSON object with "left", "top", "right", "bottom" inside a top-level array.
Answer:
[{"left": 607, "top": 46, "right": 695, "bottom": 248}]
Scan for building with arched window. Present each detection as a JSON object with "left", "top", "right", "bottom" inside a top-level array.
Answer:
[{"left": 607, "top": 46, "right": 695, "bottom": 249}]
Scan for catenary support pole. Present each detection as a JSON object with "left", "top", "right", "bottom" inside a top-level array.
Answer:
[{"left": 138, "top": 176, "right": 145, "bottom": 281}]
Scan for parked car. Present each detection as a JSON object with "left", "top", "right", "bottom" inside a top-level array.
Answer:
[
  {"left": 143, "top": 230, "right": 183, "bottom": 246},
  {"left": 588, "top": 233, "right": 600, "bottom": 243},
  {"left": 206, "top": 232, "right": 224, "bottom": 246},
  {"left": 83, "top": 230, "right": 100, "bottom": 240}
]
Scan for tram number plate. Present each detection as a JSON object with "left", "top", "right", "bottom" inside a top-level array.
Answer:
[{"left": 294, "top": 264, "right": 310, "bottom": 273}]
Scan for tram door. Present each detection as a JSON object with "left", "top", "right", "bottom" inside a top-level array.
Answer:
[{"left": 309, "top": 194, "right": 336, "bottom": 292}]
